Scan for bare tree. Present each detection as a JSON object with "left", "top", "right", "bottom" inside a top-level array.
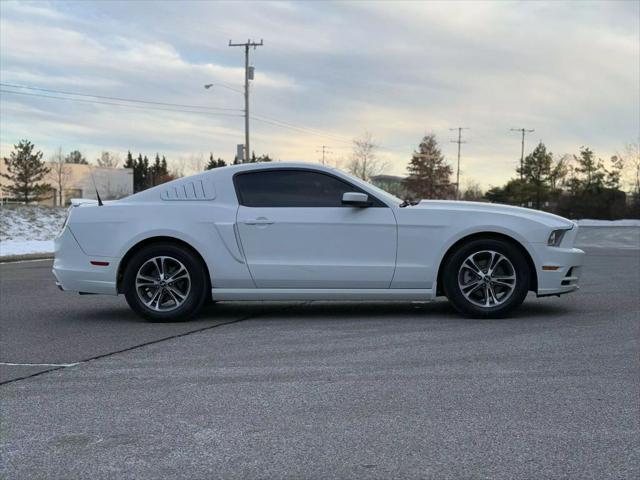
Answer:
[
  {"left": 187, "top": 153, "right": 205, "bottom": 174},
  {"left": 96, "top": 151, "right": 120, "bottom": 169},
  {"left": 48, "top": 147, "right": 72, "bottom": 206},
  {"left": 619, "top": 141, "right": 640, "bottom": 194},
  {"left": 347, "top": 132, "right": 385, "bottom": 181},
  {"left": 550, "top": 154, "right": 571, "bottom": 191},
  {"left": 93, "top": 168, "right": 130, "bottom": 200},
  {"left": 172, "top": 154, "right": 204, "bottom": 178},
  {"left": 171, "top": 157, "right": 187, "bottom": 178},
  {"left": 461, "top": 180, "right": 484, "bottom": 201}
]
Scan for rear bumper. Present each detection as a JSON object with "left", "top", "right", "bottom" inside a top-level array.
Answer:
[
  {"left": 52, "top": 227, "right": 118, "bottom": 295},
  {"left": 536, "top": 246, "right": 585, "bottom": 296}
]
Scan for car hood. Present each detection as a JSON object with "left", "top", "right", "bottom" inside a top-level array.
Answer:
[{"left": 412, "top": 200, "right": 575, "bottom": 229}]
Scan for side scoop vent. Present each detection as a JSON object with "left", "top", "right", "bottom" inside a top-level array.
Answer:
[{"left": 161, "top": 179, "right": 216, "bottom": 201}]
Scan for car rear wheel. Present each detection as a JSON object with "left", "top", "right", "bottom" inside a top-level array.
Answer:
[
  {"left": 442, "top": 238, "right": 530, "bottom": 318},
  {"left": 123, "top": 243, "right": 208, "bottom": 322}
]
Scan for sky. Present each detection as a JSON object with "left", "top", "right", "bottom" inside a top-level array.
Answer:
[{"left": 1, "top": 0, "right": 638, "bottom": 188}]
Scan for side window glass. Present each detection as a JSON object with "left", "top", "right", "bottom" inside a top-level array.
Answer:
[{"left": 235, "top": 170, "right": 379, "bottom": 207}]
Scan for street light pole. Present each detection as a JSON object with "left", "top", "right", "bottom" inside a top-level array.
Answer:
[{"left": 229, "top": 39, "right": 263, "bottom": 163}]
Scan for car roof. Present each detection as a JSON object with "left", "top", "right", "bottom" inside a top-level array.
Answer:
[{"left": 220, "top": 161, "right": 335, "bottom": 173}]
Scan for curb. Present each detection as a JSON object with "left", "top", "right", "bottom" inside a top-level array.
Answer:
[{"left": 0, "top": 253, "right": 54, "bottom": 263}]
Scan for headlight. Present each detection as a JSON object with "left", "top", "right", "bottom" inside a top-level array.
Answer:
[{"left": 548, "top": 228, "right": 569, "bottom": 246}]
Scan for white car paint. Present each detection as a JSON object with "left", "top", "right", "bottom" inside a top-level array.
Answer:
[
  {"left": 236, "top": 205, "right": 397, "bottom": 288},
  {"left": 53, "top": 162, "right": 584, "bottom": 302}
]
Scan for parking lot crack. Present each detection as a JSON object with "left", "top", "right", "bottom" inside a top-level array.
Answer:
[{"left": 0, "top": 306, "right": 302, "bottom": 386}]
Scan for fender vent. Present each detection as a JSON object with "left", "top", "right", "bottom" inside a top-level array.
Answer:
[{"left": 161, "top": 179, "right": 216, "bottom": 201}]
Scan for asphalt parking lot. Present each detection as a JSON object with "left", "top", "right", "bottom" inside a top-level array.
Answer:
[{"left": 1, "top": 227, "right": 639, "bottom": 479}]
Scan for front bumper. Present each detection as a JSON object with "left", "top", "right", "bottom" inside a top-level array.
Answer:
[
  {"left": 535, "top": 246, "right": 585, "bottom": 296},
  {"left": 52, "top": 227, "right": 119, "bottom": 295}
]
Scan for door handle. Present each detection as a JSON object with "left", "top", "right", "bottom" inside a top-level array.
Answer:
[{"left": 243, "top": 218, "right": 274, "bottom": 225}]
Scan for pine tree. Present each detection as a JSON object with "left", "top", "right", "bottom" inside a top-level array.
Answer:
[
  {"left": 206, "top": 153, "right": 228, "bottom": 170},
  {"left": 518, "top": 142, "right": 553, "bottom": 209},
  {"left": 123, "top": 151, "right": 135, "bottom": 169},
  {"left": 1, "top": 140, "right": 51, "bottom": 202},
  {"left": 605, "top": 155, "right": 624, "bottom": 190},
  {"left": 151, "top": 153, "right": 162, "bottom": 186},
  {"left": 403, "top": 134, "right": 454, "bottom": 200},
  {"left": 572, "top": 147, "right": 606, "bottom": 191},
  {"left": 206, "top": 154, "right": 216, "bottom": 170},
  {"left": 142, "top": 155, "right": 150, "bottom": 188},
  {"left": 130, "top": 153, "right": 146, "bottom": 192},
  {"left": 161, "top": 156, "right": 168, "bottom": 176}
]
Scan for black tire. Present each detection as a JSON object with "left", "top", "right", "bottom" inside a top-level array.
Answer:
[
  {"left": 442, "top": 238, "right": 530, "bottom": 318},
  {"left": 123, "top": 242, "right": 209, "bottom": 322}
]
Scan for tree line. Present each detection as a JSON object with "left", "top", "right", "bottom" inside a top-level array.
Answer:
[
  {"left": 124, "top": 150, "right": 273, "bottom": 192},
  {"left": 0, "top": 139, "right": 275, "bottom": 202},
  {"left": 3, "top": 137, "right": 638, "bottom": 218},
  {"left": 122, "top": 152, "right": 172, "bottom": 192},
  {"left": 205, "top": 152, "right": 273, "bottom": 170},
  {"left": 347, "top": 132, "right": 639, "bottom": 219},
  {"left": 483, "top": 143, "right": 639, "bottom": 218}
]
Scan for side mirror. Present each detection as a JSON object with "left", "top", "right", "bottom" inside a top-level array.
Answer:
[{"left": 342, "top": 192, "right": 370, "bottom": 207}]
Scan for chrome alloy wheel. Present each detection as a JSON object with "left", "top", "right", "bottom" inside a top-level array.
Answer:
[
  {"left": 457, "top": 250, "right": 517, "bottom": 308},
  {"left": 135, "top": 256, "right": 191, "bottom": 312}
]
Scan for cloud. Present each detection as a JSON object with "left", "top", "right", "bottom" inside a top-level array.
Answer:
[{"left": 0, "top": 0, "right": 638, "bottom": 188}]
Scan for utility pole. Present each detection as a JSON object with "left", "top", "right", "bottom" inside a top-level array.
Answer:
[
  {"left": 511, "top": 128, "right": 534, "bottom": 181},
  {"left": 449, "top": 127, "right": 469, "bottom": 199},
  {"left": 229, "top": 39, "right": 263, "bottom": 163},
  {"left": 316, "top": 145, "right": 332, "bottom": 165}
]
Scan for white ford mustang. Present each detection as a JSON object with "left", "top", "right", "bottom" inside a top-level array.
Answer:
[{"left": 53, "top": 162, "right": 584, "bottom": 321}]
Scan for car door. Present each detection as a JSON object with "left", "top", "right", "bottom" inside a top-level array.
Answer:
[{"left": 234, "top": 168, "right": 397, "bottom": 289}]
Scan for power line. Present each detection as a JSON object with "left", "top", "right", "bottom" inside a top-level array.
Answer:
[
  {"left": 450, "top": 127, "right": 469, "bottom": 199},
  {"left": 510, "top": 127, "right": 534, "bottom": 181},
  {"left": 253, "top": 114, "right": 352, "bottom": 144},
  {"left": 1, "top": 82, "right": 356, "bottom": 146},
  {"left": 255, "top": 116, "right": 351, "bottom": 143},
  {"left": 0, "top": 89, "right": 244, "bottom": 117},
  {"left": 250, "top": 116, "right": 351, "bottom": 145},
  {"left": 0, "top": 82, "right": 244, "bottom": 112}
]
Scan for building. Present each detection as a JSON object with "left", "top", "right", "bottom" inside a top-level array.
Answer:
[{"left": 0, "top": 162, "right": 133, "bottom": 206}]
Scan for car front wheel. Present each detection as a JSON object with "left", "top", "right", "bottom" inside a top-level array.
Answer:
[
  {"left": 123, "top": 243, "right": 208, "bottom": 322},
  {"left": 442, "top": 238, "right": 530, "bottom": 318}
]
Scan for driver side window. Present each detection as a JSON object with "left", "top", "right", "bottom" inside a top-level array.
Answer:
[{"left": 235, "top": 170, "right": 383, "bottom": 207}]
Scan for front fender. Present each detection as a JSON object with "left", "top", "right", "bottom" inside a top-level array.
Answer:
[
  {"left": 435, "top": 223, "right": 541, "bottom": 270},
  {"left": 429, "top": 225, "right": 542, "bottom": 293},
  {"left": 392, "top": 207, "right": 546, "bottom": 289}
]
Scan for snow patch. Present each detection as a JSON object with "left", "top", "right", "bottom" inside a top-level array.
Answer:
[
  {"left": 1, "top": 206, "right": 66, "bottom": 257},
  {"left": 0, "top": 239, "right": 54, "bottom": 256}
]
